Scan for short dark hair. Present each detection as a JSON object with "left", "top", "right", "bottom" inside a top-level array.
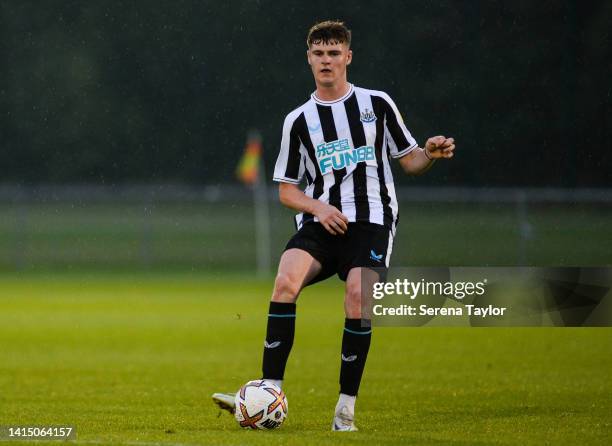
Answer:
[{"left": 307, "top": 20, "right": 351, "bottom": 48}]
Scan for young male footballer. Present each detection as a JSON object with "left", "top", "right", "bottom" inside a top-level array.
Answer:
[{"left": 213, "top": 20, "right": 455, "bottom": 431}]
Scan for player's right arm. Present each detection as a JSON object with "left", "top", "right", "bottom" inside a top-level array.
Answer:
[
  {"left": 278, "top": 183, "right": 348, "bottom": 235},
  {"left": 273, "top": 110, "right": 348, "bottom": 235}
]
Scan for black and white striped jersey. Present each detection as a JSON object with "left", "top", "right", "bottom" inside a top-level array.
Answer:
[{"left": 273, "top": 83, "right": 418, "bottom": 230}]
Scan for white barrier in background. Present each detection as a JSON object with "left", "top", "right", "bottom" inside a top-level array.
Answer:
[{"left": 1, "top": 184, "right": 611, "bottom": 204}]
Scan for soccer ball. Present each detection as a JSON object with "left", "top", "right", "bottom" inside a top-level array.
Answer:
[{"left": 234, "top": 380, "right": 288, "bottom": 429}]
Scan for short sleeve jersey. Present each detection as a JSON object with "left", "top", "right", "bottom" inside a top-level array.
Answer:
[{"left": 273, "top": 84, "right": 418, "bottom": 230}]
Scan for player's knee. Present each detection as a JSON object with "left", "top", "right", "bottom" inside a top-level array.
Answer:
[{"left": 271, "top": 273, "right": 300, "bottom": 303}]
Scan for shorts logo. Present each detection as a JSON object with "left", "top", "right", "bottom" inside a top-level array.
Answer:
[
  {"left": 316, "top": 138, "right": 375, "bottom": 175},
  {"left": 370, "top": 250, "right": 383, "bottom": 263},
  {"left": 341, "top": 354, "right": 357, "bottom": 362},
  {"left": 264, "top": 341, "right": 281, "bottom": 349},
  {"left": 360, "top": 108, "right": 377, "bottom": 123}
]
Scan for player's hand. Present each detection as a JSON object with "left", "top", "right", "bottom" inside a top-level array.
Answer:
[
  {"left": 313, "top": 202, "right": 349, "bottom": 235},
  {"left": 425, "top": 135, "right": 455, "bottom": 159}
]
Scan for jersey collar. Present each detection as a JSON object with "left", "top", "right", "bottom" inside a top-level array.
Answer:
[{"left": 311, "top": 83, "right": 354, "bottom": 105}]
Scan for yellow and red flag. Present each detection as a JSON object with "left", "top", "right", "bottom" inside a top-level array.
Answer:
[{"left": 236, "top": 131, "right": 262, "bottom": 185}]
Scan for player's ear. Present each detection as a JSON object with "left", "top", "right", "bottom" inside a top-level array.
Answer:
[
  {"left": 306, "top": 49, "right": 312, "bottom": 66},
  {"left": 346, "top": 49, "right": 352, "bottom": 66}
]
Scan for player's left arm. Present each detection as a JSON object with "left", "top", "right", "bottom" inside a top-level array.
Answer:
[{"left": 398, "top": 136, "right": 455, "bottom": 175}]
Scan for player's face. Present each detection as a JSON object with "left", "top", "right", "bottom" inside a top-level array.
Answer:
[{"left": 307, "top": 42, "right": 352, "bottom": 88}]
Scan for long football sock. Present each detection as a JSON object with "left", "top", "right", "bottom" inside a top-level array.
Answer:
[
  {"left": 262, "top": 302, "right": 296, "bottom": 380},
  {"left": 335, "top": 393, "right": 356, "bottom": 414},
  {"left": 339, "top": 318, "right": 372, "bottom": 396}
]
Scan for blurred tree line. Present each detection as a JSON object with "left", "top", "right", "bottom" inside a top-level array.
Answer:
[{"left": 1, "top": 0, "right": 610, "bottom": 187}]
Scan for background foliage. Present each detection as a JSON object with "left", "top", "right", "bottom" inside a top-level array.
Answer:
[{"left": 1, "top": 1, "right": 610, "bottom": 186}]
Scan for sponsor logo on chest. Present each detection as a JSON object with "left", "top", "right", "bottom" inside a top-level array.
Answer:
[{"left": 316, "top": 138, "right": 375, "bottom": 174}]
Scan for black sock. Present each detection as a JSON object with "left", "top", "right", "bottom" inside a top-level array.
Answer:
[
  {"left": 261, "top": 302, "right": 296, "bottom": 380},
  {"left": 339, "top": 318, "right": 372, "bottom": 396}
]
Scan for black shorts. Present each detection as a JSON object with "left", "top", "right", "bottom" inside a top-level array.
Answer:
[{"left": 284, "top": 222, "right": 394, "bottom": 285}]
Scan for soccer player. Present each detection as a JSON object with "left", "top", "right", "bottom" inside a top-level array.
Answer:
[{"left": 213, "top": 20, "right": 455, "bottom": 431}]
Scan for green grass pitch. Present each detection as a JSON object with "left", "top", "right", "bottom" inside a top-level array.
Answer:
[{"left": 1, "top": 274, "right": 610, "bottom": 445}]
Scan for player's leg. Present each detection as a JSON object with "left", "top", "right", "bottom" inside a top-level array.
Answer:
[
  {"left": 212, "top": 248, "right": 321, "bottom": 415},
  {"left": 262, "top": 248, "right": 322, "bottom": 388},
  {"left": 332, "top": 222, "right": 392, "bottom": 431},
  {"left": 332, "top": 267, "right": 374, "bottom": 431}
]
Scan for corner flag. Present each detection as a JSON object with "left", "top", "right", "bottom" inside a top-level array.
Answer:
[
  {"left": 236, "top": 130, "right": 271, "bottom": 276},
  {"left": 236, "top": 131, "right": 262, "bottom": 185}
]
